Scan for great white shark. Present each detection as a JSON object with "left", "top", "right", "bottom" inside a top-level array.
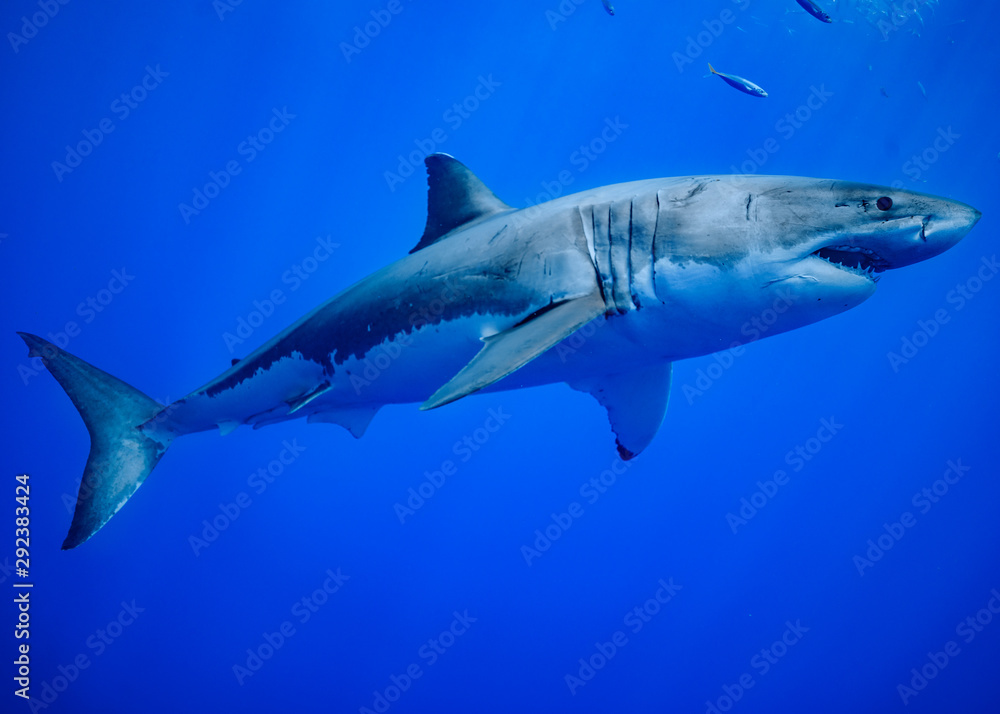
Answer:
[{"left": 19, "top": 154, "right": 981, "bottom": 549}]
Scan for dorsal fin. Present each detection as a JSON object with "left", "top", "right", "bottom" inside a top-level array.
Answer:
[{"left": 410, "top": 154, "right": 513, "bottom": 254}]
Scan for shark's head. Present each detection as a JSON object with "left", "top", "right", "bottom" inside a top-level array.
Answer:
[
  {"left": 759, "top": 177, "right": 980, "bottom": 290},
  {"left": 648, "top": 175, "right": 981, "bottom": 352}
]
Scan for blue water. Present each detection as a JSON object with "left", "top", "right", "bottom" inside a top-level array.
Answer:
[{"left": 3, "top": 1, "right": 998, "bottom": 712}]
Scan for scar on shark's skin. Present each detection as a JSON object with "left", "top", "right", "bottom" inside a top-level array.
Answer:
[{"left": 18, "top": 153, "right": 981, "bottom": 549}]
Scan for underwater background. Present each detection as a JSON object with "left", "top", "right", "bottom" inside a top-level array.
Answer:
[{"left": 3, "top": 1, "right": 998, "bottom": 712}]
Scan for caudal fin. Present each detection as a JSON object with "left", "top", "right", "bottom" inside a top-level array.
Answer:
[{"left": 18, "top": 333, "right": 174, "bottom": 549}]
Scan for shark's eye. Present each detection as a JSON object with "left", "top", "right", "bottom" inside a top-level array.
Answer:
[{"left": 876, "top": 196, "right": 893, "bottom": 211}]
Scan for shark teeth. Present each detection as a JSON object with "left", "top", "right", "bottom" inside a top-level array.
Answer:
[{"left": 812, "top": 245, "right": 888, "bottom": 281}]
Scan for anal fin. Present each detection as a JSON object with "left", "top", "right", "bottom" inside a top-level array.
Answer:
[
  {"left": 422, "top": 291, "right": 606, "bottom": 410},
  {"left": 307, "top": 405, "right": 380, "bottom": 438},
  {"left": 568, "top": 363, "right": 672, "bottom": 460}
]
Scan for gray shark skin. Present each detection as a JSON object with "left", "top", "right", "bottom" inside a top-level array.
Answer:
[{"left": 19, "top": 153, "right": 981, "bottom": 548}]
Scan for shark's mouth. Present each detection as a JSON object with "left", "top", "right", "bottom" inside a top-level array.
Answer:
[{"left": 812, "top": 245, "right": 890, "bottom": 279}]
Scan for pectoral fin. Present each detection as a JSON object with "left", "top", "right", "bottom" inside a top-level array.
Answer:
[
  {"left": 568, "top": 363, "right": 672, "bottom": 460},
  {"left": 421, "top": 292, "right": 607, "bottom": 410}
]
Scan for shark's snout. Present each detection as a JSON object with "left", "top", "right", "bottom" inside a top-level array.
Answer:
[
  {"left": 888, "top": 198, "right": 982, "bottom": 269},
  {"left": 924, "top": 201, "right": 981, "bottom": 243}
]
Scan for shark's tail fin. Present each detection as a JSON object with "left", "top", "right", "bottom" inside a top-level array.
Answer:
[{"left": 18, "top": 333, "right": 174, "bottom": 549}]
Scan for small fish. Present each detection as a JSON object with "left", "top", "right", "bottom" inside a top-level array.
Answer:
[
  {"left": 880, "top": 87, "right": 889, "bottom": 98},
  {"left": 708, "top": 63, "right": 768, "bottom": 98},
  {"left": 796, "top": 0, "right": 833, "bottom": 23},
  {"left": 601, "top": 0, "right": 614, "bottom": 15},
  {"left": 917, "top": 81, "right": 927, "bottom": 99}
]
